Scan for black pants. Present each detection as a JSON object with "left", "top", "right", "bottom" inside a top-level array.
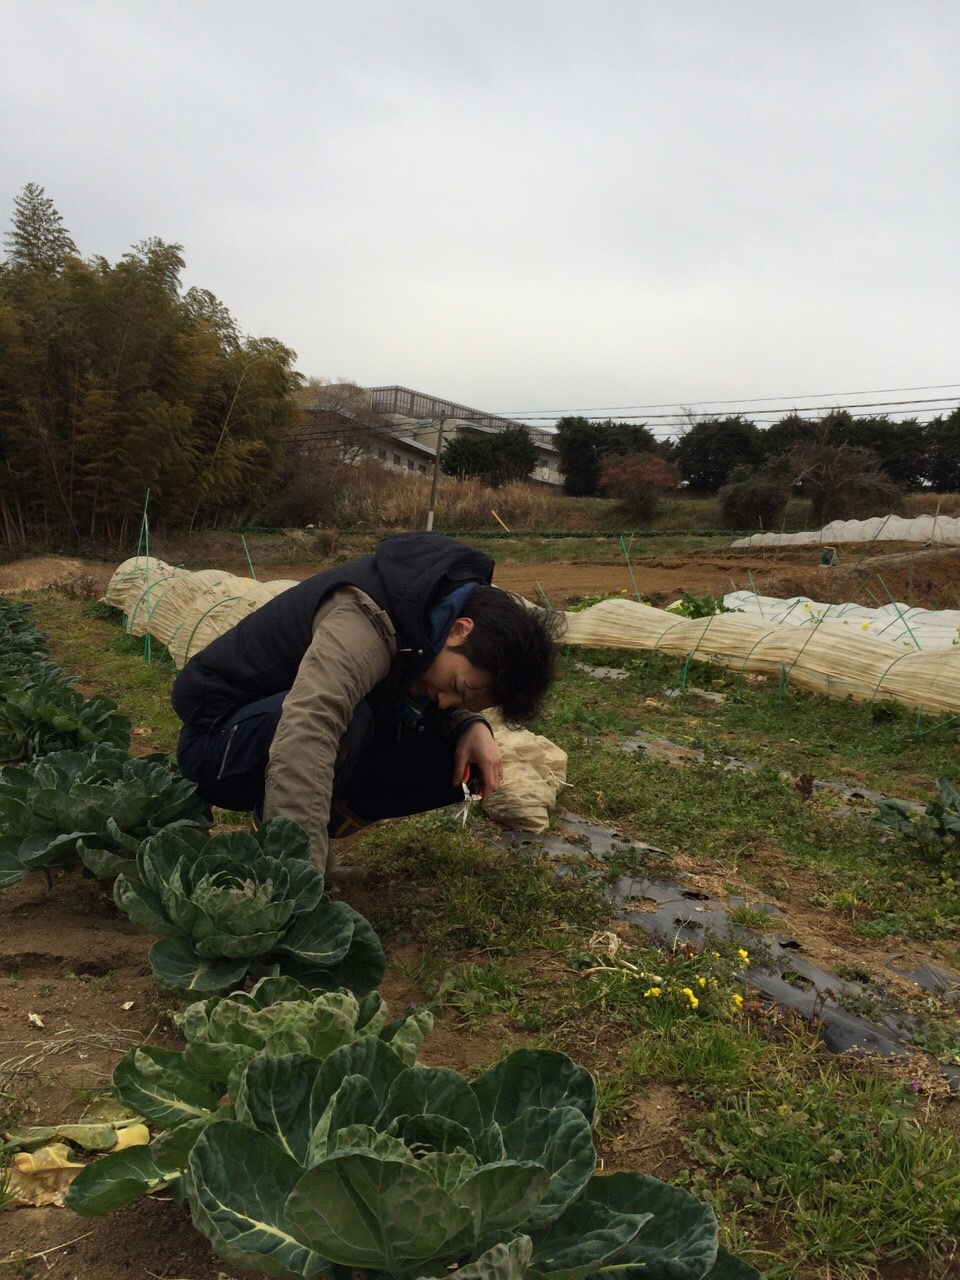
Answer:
[{"left": 176, "top": 694, "right": 463, "bottom": 831}]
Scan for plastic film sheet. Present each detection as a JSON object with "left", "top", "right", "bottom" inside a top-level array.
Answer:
[{"left": 562, "top": 597, "right": 960, "bottom": 716}]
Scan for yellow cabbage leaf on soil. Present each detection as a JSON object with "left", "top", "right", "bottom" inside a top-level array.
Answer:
[
  {"left": 111, "top": 1122, "right": 150, "bottom": 1151},
  {"left": 4, "top": 1143, "right": 86, "bottom": 1207}
]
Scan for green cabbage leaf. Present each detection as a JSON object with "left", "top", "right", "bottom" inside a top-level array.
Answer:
[
  {"left": 0, "top": 744, "right": 210, "bottom": 884},
  {"left": 114, "top": 819, "right": 385, "bottom": 998},
  {"left": 182, "top": 1043, "right": 761, "bottom": 1278}
]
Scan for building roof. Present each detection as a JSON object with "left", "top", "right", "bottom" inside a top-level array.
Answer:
[{"left": 367, "top": 385, "right": 555, "bottom": 451}]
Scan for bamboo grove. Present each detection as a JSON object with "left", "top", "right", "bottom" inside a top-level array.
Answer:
[{"left": 0, "top": 184, "right": 303, "bottom": 546}]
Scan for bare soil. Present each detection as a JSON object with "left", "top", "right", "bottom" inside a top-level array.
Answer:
[
  {"left": 5, "top": 539, "right": 960, "bottom": 612},
  {"left": 2, "top": 544, "right": 959, "bottom": 1278}
]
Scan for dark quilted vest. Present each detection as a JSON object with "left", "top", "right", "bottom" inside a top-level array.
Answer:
[{"left": 171, "top": 532, "right": 494, "bottom": 726}]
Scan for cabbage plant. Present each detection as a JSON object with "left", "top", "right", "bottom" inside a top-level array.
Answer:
[
  {"left": 182, "top": 1043, "right": 760, "bottom": 1279},
  {"left": 0, "top": 667, "right": 131, "bottom": 762},
  {"left": 0, "top": 744, "right": 210, "bottom": 886},
  {"left": 66, "top": 978, "right": 431, "bottom": 1217},
  {"left": 0, "top": 599, "right": 50, "bottom": 673},
  {"left": 180, "top": 976, "right": 431, "bottom": 1088},
  {"left": 0, "top": 599, "right": 128, "bottom": 762},
  {"left": 66, "top": 983, "right": 758, "bottom": 1276},
  {"left": 113, "top": 818, "right": 385, "bottom": 998}
]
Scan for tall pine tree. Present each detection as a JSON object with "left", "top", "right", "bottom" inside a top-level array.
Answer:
[{"left": 3, "top": 182, "right": 77, "bottom": 273}]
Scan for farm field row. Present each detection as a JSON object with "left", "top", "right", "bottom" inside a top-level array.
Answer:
[{"left": 1, "top": 544, "right": 959, "bottom": 1279}]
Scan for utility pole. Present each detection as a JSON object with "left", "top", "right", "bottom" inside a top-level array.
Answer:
[{"left": 426, "top": 418, "right": 444, "bottom": 531}]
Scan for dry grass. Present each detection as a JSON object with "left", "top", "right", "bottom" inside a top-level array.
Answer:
[
  {"left": 320, "top": 464, "right": 620, "bottom": 532},
  {"left": 294, "top": 469, "right": 960, "bottom": 535},
  {"left": 186, "top": 460, "right": 960, "bottom": 542},
  {"left": 275, "top": 466, "right": 784, "bottom": 533},
  {"left": 902, "top": 490, "right": 960, "bottom": 518}
]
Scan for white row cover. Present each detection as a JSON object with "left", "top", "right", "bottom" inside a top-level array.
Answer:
[
  {"left": 561, "top": 596, "right": 960, "bottom": 716},
  {"left": 104, "top": 556, "right": 960, "bottom": 729},
  {"left": 104, "top": 557, "right": 300, "bottom": 669},
  {"left": 732, "top": 513, "right": 960, "bottom": 548},
  {"left": 721, "top": 591, "right": 960, "bottom": 652}
]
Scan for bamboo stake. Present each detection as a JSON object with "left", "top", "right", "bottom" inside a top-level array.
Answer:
[
  {"left": 141, "top": 491, "right": 151, "bottom": 663},
  {"left": 241, "top": 534, "right": 257, "bottom": 580},
  {"left": 620, "top": 535, "right": 643, "bottom": 603}
]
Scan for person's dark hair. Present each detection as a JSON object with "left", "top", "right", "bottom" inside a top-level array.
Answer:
[{"left": 458, "top": 585, "right": 564, "bottom": 723}]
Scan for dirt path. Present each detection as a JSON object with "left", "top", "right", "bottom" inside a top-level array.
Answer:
[{"left": 4, "top": 541, "right": 959, "bottom": 611}]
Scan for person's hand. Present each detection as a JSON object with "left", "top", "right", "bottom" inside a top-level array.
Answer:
[{"left": 452, "top": 721, "right": 503, "bottom": 801}]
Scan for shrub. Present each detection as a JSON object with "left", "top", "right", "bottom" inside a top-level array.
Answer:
[
  {"left": 716, "top": 471, "right": 790, "bottom": 531},
  {"left": 599, "top": 453, "right": 680, "bottom": 522}
]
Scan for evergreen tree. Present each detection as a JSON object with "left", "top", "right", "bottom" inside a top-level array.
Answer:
[
  {"left": 442, "top": 426, "right": 537, "bottom": 487},
  {"left": 0, "top": 185, "right": 304, "bottom": 543},
  {"left": 759, "top": 414, "right": 815, "bottom": 466},
  {"left": 556, "top": 416, "right": 661, "bottom": 495},
  {"left": 3, "top": 183, "right": 77, "bottom": 273},
  {"left": 676, "top": 416, "right": 763, "bottom": 492},
  {"left": 555, "top": 416, "right": 602, "bottom": 495},
  {"left": 923, "top": 409, "right": 960, "bottom": 491},
  {"left": 487, "top": 425, "right": 539, "bottom": 485}
]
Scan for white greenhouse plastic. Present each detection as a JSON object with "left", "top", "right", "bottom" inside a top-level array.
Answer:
[
  {"left": 721, "top": 592, "right": 960, "bottom": 652},
  {"left": 732, "top": 513, "right": 960, "bottom": 548},
  {"left": 104, "top": 557, "right": 300, "bottom": 669}
]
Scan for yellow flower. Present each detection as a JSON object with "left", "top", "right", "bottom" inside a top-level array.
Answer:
[
  {"left": 681, "top": 987, "right": 700, "bottom": 1009},
  {"left": 730, "top": 993, "right": 744, "bottom": 1012},
  {"left": 738, "top": 949, "right": 750, "bottom": 963},
  {"left": 643, "top": 987, "right": 662, "bottom": 998},
  {"left": 697, "top": 976, "right": 707, "bottom": 988}
]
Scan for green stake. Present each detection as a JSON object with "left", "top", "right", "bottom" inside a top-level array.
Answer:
[
  {"left": 140, "top": 490, "right": 151, "bottom": 664},
  {"left": 876, "top": 574, "right": 920, "bottom": 650},
  {"left": 915, "top": 712, "right": 960, "bottom": 738},
  {"left": 241, "top": 535, "right": 257, "bottom": 580},
  {"left": 620, "top": 535, "right": 642, "bottom": 602},
  {"left": 680, "top": 651, "right": 692, "bottom": 692}
]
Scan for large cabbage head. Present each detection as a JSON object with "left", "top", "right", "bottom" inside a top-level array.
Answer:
[{"left": 114, "top": 818, "right": 384, "bottom": 998}]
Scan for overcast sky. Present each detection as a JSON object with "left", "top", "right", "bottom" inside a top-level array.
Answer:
[{"left": 3, "top": 1, "right": 959, "bottom": 430}]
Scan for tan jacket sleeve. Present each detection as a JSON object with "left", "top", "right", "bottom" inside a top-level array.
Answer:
[{"left": 263, "top": 586, "right": 395, "bottom": 873}]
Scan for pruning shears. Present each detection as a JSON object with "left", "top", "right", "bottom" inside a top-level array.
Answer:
[{"left": 459, "top": 764, "right": 482, "bottom": 825}]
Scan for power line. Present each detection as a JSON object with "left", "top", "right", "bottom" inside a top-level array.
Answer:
[
  {"left": 505, "top": 396, "right": 959, "bottom": 426},
  {"left": 495, "top": 381, "right": 960, "bottom": 418},
  {"left": 292, "top": 401, "right": 957, "bottom": 448}
]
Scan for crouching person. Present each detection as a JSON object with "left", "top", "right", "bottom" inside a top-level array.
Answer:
[{"left": 171, "top": 531, "right": 561, "bottom": 880}]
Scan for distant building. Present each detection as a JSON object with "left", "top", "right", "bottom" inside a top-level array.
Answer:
[{"left": 366, "top": 385, "right": 561, "bottom": 486}]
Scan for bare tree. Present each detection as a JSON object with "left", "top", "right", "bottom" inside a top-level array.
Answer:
[
  {"left": 788, "top": 425, "right": 902, "bottom": 525},
  {"left": 668, "top": 406, "right": 706, "bottom": 440},
  {"left": 295, "top": 378, "right": 394, "bottom": 464}
]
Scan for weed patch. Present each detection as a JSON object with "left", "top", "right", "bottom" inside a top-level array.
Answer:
[
  {"left": 687, "top": 1054, "right": 960, "bottom": 1278},
  {"left": 357, "top": 812, "right": 607, "bottom": 959}
]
